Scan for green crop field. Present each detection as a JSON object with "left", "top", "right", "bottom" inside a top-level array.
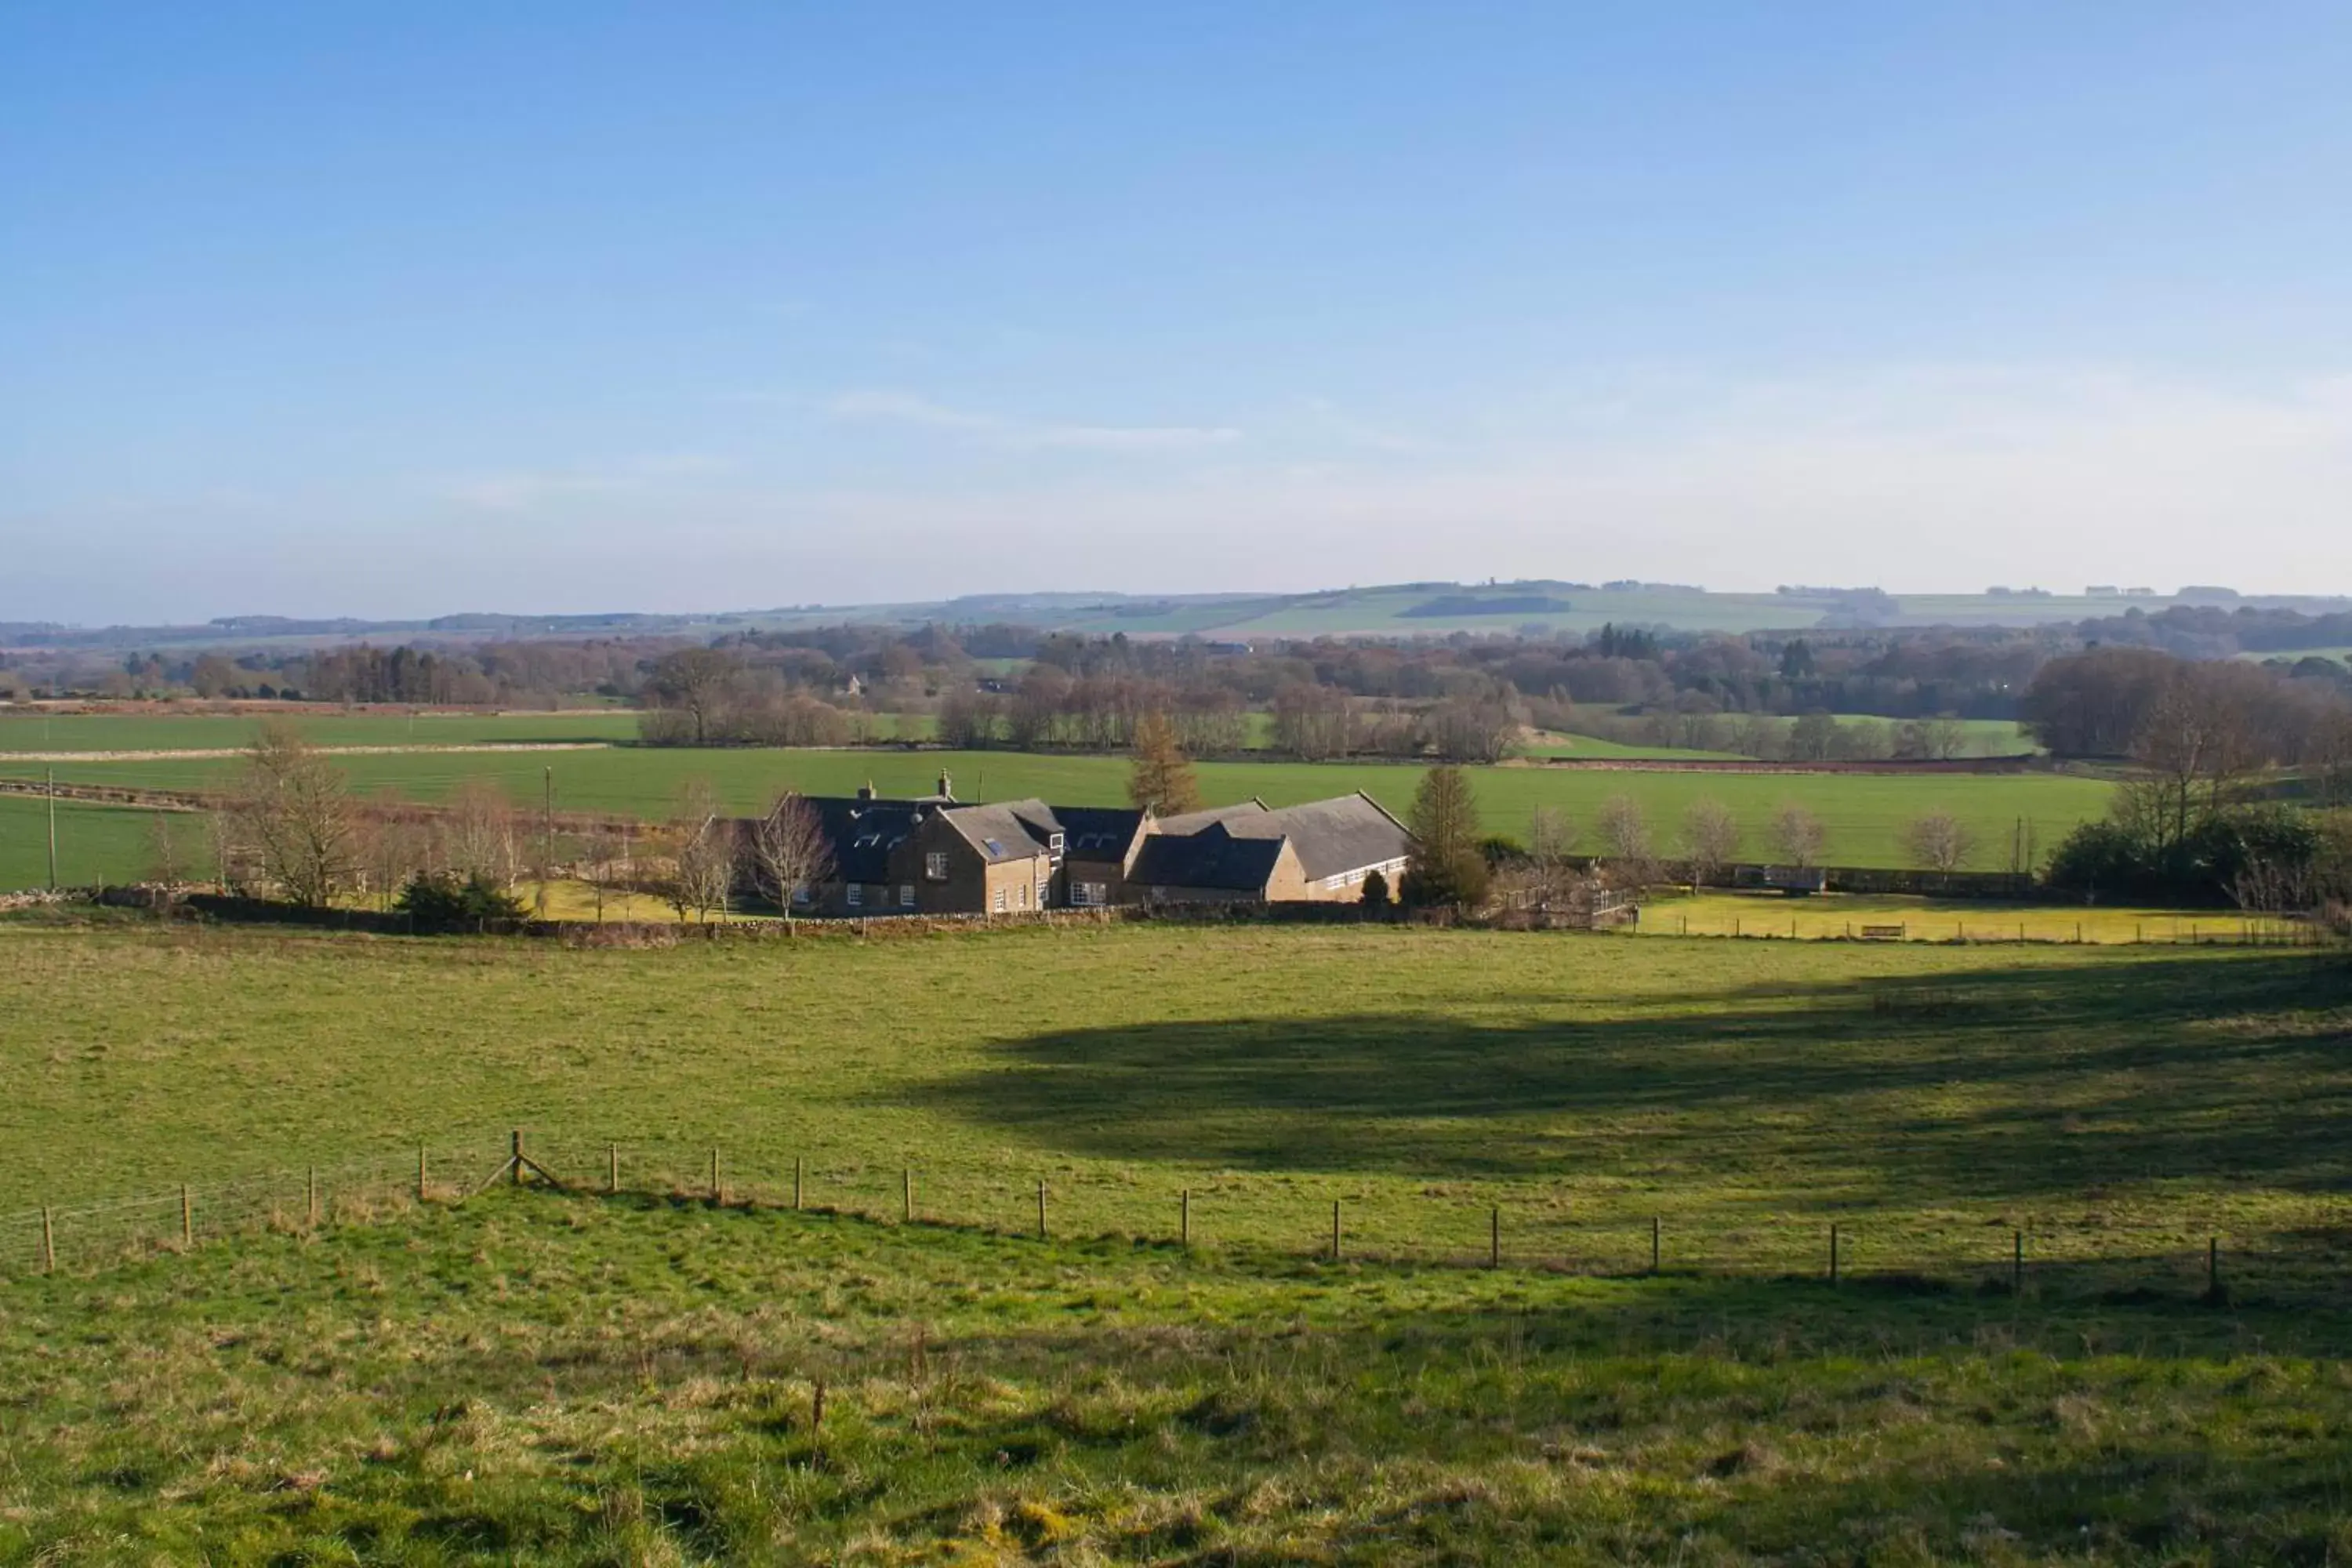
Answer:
[
  {"left": 2, "top": 919, "right": 2349, "bottom": 1561},
  {"left": 0, "top": 710, "right": 637, "bottom": 752},
  {"left": 0, "top": 795, "right": 163, "bottom": 889},
  {"left": 3, "top": 746, "right": 2111, "bottom": 883}
]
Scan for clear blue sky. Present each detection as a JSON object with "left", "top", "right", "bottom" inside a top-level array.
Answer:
[{"left": 5, "top": 2, "right": 2349, "bottom": 622}]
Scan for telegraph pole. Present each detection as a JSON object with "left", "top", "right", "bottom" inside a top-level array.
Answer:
[
  {"left": 539, "top": 766, "right": 554, "bottom": 918},
  {"left": 46, "top": 768, "right": 59, "bottom": 889}
]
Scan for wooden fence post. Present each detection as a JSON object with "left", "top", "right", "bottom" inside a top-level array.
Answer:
[
  {"left": 418, "top": 1146, "right": 428, "bottom": 1203},
  {"left": 2209, "top": 1236, "right": 2220, "bottom": 1298},
  {"left": 793, "top": 1156, "right": 804, "bottom": 1210},
  {"left": 1036, "top": 1180, "right": 1047, "bottom": 1240},
  {"left": 1490, "top": 1205, "right": 1501, "bottom": 1269},
  {"left": 710, "top": 1148, "right": 722, "bottom": 1204},
  {"left": 1829, "top": 1222, "right": 1840, "bottom": 1286},
  {"left": 181, "top": 1184, "right": 193, "bottom": 1249},
  {"left": 1650, "top": 1215, "right": 1661, "bottom": 1274},
  {"left": 608, "top": 1143, "right": 619, "bottom": 1196},
  {"left": 511, "top": 1129, "right": 524, "bottom": 1188},
  {"left": 308, "top": 1166, "right": 320, "bottom": 1228},
  {"left": 2013, "top": 1229, "right": 2024, "bottom": 1295},
  {"left": 1181, "top": 1188, "right": 1191, "bottom": 1247},
  {"left": 1330, "top": 1200, "right": 1342, "bottom": 1261},
  {"left": 41, "top": 1205, "right": 54, "bottom": 1274},
  {"left": 903, "top": 1167, "right": 913, "bottom": 1223}
]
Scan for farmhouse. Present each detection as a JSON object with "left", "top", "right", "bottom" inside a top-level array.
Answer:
[{"left": 757, "top": 778, "right": 1410, "bottom": 916}]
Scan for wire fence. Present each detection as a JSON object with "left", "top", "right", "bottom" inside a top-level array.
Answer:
[{"left": 5, "top": 1129, "right": 2347, "bottom": 1308}]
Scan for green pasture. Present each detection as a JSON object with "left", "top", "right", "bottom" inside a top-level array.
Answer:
[
  {"left": 9, "top": 1185, "right": 2350, "bottom": 1564},
  {"left": 1636, "top": 890, "right": 2303, "bottom": 946},
  {"left": 0, "top": 709, "right": 636, "bottom": 752},
  {"left": 0, "top": 795, "right": 163, "bottom": 889},
  {"left": 5, "top": 914, "right": 2350, "bottom": 1560},
  {"left": 4, "top": 921, "right": 2343, "bottom": 1261},
  {"left": 2, "top": 746, "right": 2111, "bottom": 876}
]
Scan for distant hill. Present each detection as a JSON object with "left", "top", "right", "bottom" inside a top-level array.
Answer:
[{"left": 12, "top": 583, "right": 2352, "bottom": 652}]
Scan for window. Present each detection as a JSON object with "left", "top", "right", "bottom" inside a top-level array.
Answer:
[
  {"left": 1073, "top": 881, "right": 1109, "bottom": 907},
  {"left": 898, "top": 884, "right": 915, "bottom": 909},
  {"left": 924, "top": 851, "right": 949, "bottom": 881},
  {"left": 993, "top": 887, "right": 1007, "bottom": 913},
  {"left": 1016, "top": 882, "right": 1029, "bottom": 909},
  {"left": 982, "top": 837, "right": 1004, "bottom": 857},
  {"left": 846, "top": 884, "right": 863, "bottom": 908}
]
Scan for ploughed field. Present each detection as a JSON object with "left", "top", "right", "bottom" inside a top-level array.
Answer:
[
  {"left": 3, "top": 740, "right": 2111, "bottom": 880},
  {"left": 2, "top": 917, "right": 2349, "bottom": 1563}
]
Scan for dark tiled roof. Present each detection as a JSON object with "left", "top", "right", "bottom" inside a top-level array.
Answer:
[
  {"left": 1129, "top": 822, "right": 1290, "bottom": 891},
  {"left": 805, "top": 797, "right": 925, "bottom": 884},
  {"left": 1054, "top": 805, "right": 1148, "bottom": 860}
]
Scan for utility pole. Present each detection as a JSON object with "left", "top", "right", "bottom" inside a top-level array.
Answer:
[
  {"left": 47, "top": 768, "right": 60, "bottom": 889},
  {"left": 539, "top": 766, "right": 554, "bottom": 918}
]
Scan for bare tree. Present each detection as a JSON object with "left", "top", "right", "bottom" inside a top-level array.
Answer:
[
  {"left": 1680, "top": 798, "right": 1740, "bottom": 887},
  {"left": 579, "top": 823, "right": 626, "bottom": 923},
  {"left": 1595, "top": 794, "right": 1651, "bottom": 862},
  {"left": 1903, "top": 811, "right": 1977, "bottom": 879},
  {"left": 751, "top": 789, "right": 833, "bottom": 920},
  {"left": 443, "top": 778, "right": 520, "bottom": 888},
  {"left": 667, "top": 780, "right": 736, "bottom": 923},
  {"left": 1769, "top": 803, "right": 1828, "bottom": 870},
  {"left": 230, "top": 721, "right": 357, "bottom": 907},
  {"left": 146, "top": 811, "right": 188, "bottom": 886}
]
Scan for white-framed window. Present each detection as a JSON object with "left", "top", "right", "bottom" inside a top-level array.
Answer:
[
  {"left": 846, "top": 884, "right": 864, "bottom": 908},
  {"left": 1016, "top": 882, "right": 1029, "bottom": 909},
  {"left": 924, "top": 851, "right": 949, "bottom": 881},
  {"left": 993, "top": 886, "right": 1007, "bottom": 912},
  {"left": 898, "top": 884, "right": 915, "bottom": 909},
  {"left": 1073, "top": 880, "right": 1109, "bottom": 906}
]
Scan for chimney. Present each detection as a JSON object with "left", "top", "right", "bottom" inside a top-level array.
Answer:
[{"left": 938, "top": 771, "right": 953, "bottom": 800}]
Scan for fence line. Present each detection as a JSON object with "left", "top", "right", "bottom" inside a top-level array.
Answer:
[{"left": 6, "top": 1128, "right": 2347, "bottom": 1308}]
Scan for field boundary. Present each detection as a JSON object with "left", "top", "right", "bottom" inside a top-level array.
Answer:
[{"left": 5, "top": 1127, "right": 2342, "bottom": 1309}]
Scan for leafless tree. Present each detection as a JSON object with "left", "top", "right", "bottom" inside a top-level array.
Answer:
[
  {"left": 1680, "top": 798, "right": 1740, "bottom": 887},
  {"left": 443, "top": 778, "right": 520, "bottom": 888},
  {"left": 146, "top": 811, "right": 188, "bottom": 887},
  {"left": 577, "top": 823, "right": 627, "bottom": 923},
  {"left": 230, "top": 720, "right": 358, "bottom": 907},
  {"left": 1903, "top": 811, "right": 1977, "bottom": 878},
  {"left": 361, "top": 805, "right": 430, "bottom": 911},
  {"left": 667, "top": 779, "right": 736, "bottom": 923},
  {"left": 1769, "top": 803, "right": 1828, "bottom": 870},
  {"left": 751, "top": 789, "right": 833, "bottom": 920}
]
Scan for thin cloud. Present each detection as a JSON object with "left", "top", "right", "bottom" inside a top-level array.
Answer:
[{"left": 828, "top": 389, "right": 1242, "bottom": 452}]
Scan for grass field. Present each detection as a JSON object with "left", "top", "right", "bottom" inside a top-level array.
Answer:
[
  {"left": 1636, "top": 891, "right": 2303, "bottom": 946},
  {"left": 0, "top": 710, "right": 637, "bottom": 752},
  {"left": 3, "top": 919, "right": 2349, "bottom": 1560},
  {"left": 4, "top": 746, "right": 2113, "bottom": 878},
  {"left": 0, "top": 794, "right": 162, "bottom": 888}
]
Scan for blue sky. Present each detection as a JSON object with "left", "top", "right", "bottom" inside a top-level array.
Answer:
[{"left": 4, "top": 2, "right": 2350, "bottom": 622}]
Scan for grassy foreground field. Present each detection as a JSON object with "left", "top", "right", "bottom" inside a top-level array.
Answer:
[
  {"left": 4, "top": 745, "right": 2112, "bottom": 877},
  {"left": 2, "top": 919, "right": 2350, "bottom": 1562}
]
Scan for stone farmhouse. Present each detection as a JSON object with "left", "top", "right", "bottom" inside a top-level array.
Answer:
[{"left": 751, "top": 775, "right": 1413, "bottom": 916}]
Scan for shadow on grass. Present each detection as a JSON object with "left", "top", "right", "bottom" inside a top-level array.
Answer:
[{"left": 902, "top": 951, "right": 2352, "bottom": 1203}]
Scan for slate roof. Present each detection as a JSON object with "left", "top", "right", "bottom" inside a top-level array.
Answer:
[
  {"left": 1054, "top": 805, "right": 1149, "bottom": 861},
  {"left": 806, "top": 797, "right": 927, "bottom": 884},
  {"left": 1128, "top": 822, "right": 1291, "bottom": 891}
]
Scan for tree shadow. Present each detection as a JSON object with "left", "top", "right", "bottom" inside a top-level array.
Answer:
[{"left": 899, "top": 952, "right": 2352, "bottom": 1206}]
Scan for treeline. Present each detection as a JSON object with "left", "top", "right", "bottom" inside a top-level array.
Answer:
[{"left": 2018, "top": 648, "right": 2352, "bottom": 907}]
